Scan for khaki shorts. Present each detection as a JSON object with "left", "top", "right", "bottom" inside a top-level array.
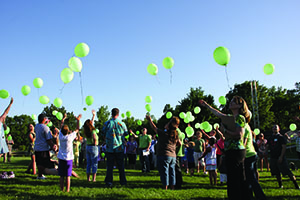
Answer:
[{"left": 193, "top": 152, "right": 205, "bottom": 167}]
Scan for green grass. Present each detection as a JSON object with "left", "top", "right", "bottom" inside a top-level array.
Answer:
[{"left": 1, "top": 157, "right": 300, "bottom": 199}]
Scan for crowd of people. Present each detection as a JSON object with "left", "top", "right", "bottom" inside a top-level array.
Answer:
[{"left": 1, "top": 96, "right": 300, "bottom": 199}]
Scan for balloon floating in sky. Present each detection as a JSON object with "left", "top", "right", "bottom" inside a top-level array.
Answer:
[
  {"left": 0, "top": 89, "right": 10, "bottom": 99},
  {"left": 254, "top": 128, "right": 260, "bottom": 135},
  {"left": 68, "top": 57, "right": 83, "bottom": 72},
  {"left": 61, "top": 68, "right": 74, "bottom": 84},
  {"left": 126, "top": 111, "right": 131, "bottom": 118},
  {"left": 213, "top": 46, "right": 231, "bottom": 66},
  {"left": 83, "top": 107, "right": 87, "bottom": 111},
  {"left": 195, "top": 123, "right": 201, "bottom": 129},
  {"left": 137, "top": 120, "right": 142, "bottom": 126},
  {"left": 54, "top": 97, "right": 63, "bottom": 108},
  {"left": 31, "top": 114, "right": 37, "bottom": 120},
  {"left": 162, "top": 57, "right": 174, "bottom": 69},
  {"left": 204, "top": 124, "right": 213, "bottom": 133},
  {"left": 4, "top": 127, "right": 10, "bottom": 134},
  {"left": 166, "top": 112, "right": 172, "bottom": 119},
  {"left": 39, "top": 95, "right": 50, "bottom": 105},
  {"left": 219, "top": 96, "right": 227, "bottom": 105},
  {"left": 74, "top": 43, "right": 90, "bottom": 57},
  {"left": 145, "top": 104, "right": 152, "bottom": 112},
  {"left": 21, "top": 85, "right": 31, "bottom": 96},
  {"left": 85, "top": 96, "right": 94, "bottom": 106},
  {"left": 194, "top": 106, "right": 201, "bottom": 114},
  {"left": 145, "top": 96, "right": 152, "bottom": 103},
  {"left": 263, "top": 63, "right": 275, "bottom": 75},
  {"left": 147, "top": 63, "right": 158, "bottom": 75},
  {"left": 185, "top": 126, "right": 194, "bottom": 137},
  {"left": 33, "top": 78, "right": 43, "bottom": 88},
  {"left": 136, "top": 131, "right": 140, "bottom": 135},
  {"left": 179, "top": 112, "right": 186, "bottom": 119},
  {"left": 121, "top": 113, "right": 125, "bottom": 118},
  {"left": 290, "top": 123, "right": 297, "bottom": 131},
  {"left": 52, "top": 110, "right": 58, "bottom": 116},
  {"left": 56, "top": 112, "right": 63, "bottom": 120}
]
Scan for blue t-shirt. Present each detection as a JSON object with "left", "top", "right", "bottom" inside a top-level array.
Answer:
[
  {"left": 34, "top": 123, "right": 52, "bottom": 152},
  {"left": 102, "top": 118, "right": 128, "bottom": 153},
  {"left": 186, "top": 147, "right": 194, "bottom": 163}
]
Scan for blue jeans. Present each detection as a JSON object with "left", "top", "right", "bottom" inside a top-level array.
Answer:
[
  {"left": 245, "top": 155, "right": 267, "bottom": 200},
  {"left": 86, "top": 146, "right": 98, "bottom": 174},
  {"left": 157, "top": 155, "right": 176, "bottom": 186},
  {"left": 105, "top": 151, "right": 127, "bottom": 185},
  {"left": 139, "top": 149, "right": 150, "bottom": 172}
]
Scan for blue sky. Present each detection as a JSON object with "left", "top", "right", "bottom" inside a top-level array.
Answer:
[{"left": 1, "top": 0, "right": 300, "bottom": 122}]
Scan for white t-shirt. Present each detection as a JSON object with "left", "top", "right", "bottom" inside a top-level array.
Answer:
[{"left": 57, "top": 131, "right": 77, "bottom": 161}]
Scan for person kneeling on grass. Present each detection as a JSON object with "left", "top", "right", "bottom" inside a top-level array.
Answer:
[
  {"left": 57, "top": 113, "right": 81, "bottom": 192},
  {"left": 199, "top": 137, "right": 217, "bottom": 185}
]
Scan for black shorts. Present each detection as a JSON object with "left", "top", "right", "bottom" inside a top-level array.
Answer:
[
  {"left": 35, "top": 151, "right": 54, "bottom": 169},
  {"left": 127, "top": 154, "right": 136, "bottom": 165},
  {"left": 270, "top": 157, "right": 293, "bottom": 176},
  {"left": 188, "top": 162, "right": 195, "bottom": 169}
]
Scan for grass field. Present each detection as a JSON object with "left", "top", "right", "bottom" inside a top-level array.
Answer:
[{"left": 1, "top": 156, "right": 300, "bottom": 200}]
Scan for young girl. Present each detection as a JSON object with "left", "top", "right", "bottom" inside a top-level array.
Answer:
[
  {"left": 199, "top": 137, "right": 217, "bottom": 185},
  {"left": 57, "top": 114, "right": 81, "bottom": 192},
  {"left": 186, "top": 141, "right": 195, "bottom": 175},
  {"left": 126, "top": 136, "right": 138, "bottom": 169}
]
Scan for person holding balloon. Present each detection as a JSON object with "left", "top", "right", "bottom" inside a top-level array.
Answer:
[
  {"left": 146, "top": 115, "right": 181, "bottom": 190},
  {"left": 0, "top": 98, "right": 13, "bottom": 162},
  {"left": 199, "top": 96, "right": 249, "bottom": 200},
  {"left": 25, "top": 124, "right": 36, "bottom": 175}
]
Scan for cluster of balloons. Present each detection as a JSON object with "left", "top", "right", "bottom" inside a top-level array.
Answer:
[
  {"left": 147, "top": 57, "right": 175, "bottom": 83},
  {"left": 145, "top": 96, "right": 152, "bottom": 112}
]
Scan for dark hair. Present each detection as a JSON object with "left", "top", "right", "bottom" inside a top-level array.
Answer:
[
  {"left": 61, "top": 125, "right": 69, "bottom": 136},
  {"left": 167, "top": 117, "right": 180, "bottom": 143},
  {"left": 83, "top": 119, "right": 95, "bottom": 138},
  {"left": 111, "top": 108, "right": 119, "bottom": 117},
  {"left": 38, "top": 114, "right": 46, "bottom": 123},
  {"left": 209, "top": 137, "right": 216, "bottom": 145},
  {"left": 232, "top": 96, "right": 251, "bottom": 123}
]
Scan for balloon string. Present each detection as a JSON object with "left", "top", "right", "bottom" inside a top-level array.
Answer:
[
  {"left": 79, "top": 72, "right": 84, "bottom": 106},
  {"left": 169, "top": 70, "right": 172, "bottom": 85},
  {"left": 155, "top": 76, "right": 161, "bottom": 85},
  {"left": 59, "top": 84, "right": 66, "bottom": 94},
  {"left": 225, "top": 66, "right": 231, "bottom": 90}
]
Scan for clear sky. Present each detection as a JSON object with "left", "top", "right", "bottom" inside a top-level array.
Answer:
[{"left": 1, "top": 0, "right": 300, "bottom": 122}]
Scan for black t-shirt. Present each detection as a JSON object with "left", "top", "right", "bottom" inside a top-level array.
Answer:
[{"left": 268, "top": 133, "right": 286, "bottom": 159}]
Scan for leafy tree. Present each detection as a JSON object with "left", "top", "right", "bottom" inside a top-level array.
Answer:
[{"left": 94, "top": 105, "right": 110, "bottom": 141}]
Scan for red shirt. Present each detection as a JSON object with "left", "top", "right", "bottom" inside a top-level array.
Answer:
[{"left": 216, "top": 138, "right": 224, "bottom": 155}]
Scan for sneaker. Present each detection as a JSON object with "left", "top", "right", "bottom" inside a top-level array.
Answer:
[
  {"left": 7, "top": 171, "right": 15, "bottom": 178},
  {"left": 36, "top": 175, "right": 46, "bottom": 180},
  {"left": 204, "top": 171, "right": 208, "bottom": 175}
]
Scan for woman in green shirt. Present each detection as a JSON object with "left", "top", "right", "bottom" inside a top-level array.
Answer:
[{"left": 199, "top": 96, "right": 249, "bottom": 200}]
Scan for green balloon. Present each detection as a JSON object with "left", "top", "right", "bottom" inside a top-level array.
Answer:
[
  {"left": 21, "top": 85, "right": 31, "bottom": 96},
  {"left": 200, "top": 123, "right": 204, "bottom": 130},
  {"left": 33, "top": 78, "right": 43, "bottom": 88},
  {"left": 147, "top": 63, "right": 158, "bottom": 75},
  {"left": 54, "top": 97, "right": 63, "bottom": 108},
  {"left": 290, "top": 123, "right": 297, "bottom": 131},
  {"left": 39, "top": 95, "right": 50, "bottom": 105},
  {"left": 0, "top": 89, "right": 9, "bottom": 99},
  {"left": 121, "top": 113, "right": 125, "bottom": 118},
  {"left": 184, "top": 117, "right": 189, "bottom": 124},
  {"left": 56, "top": 112, "right": 63, "bottom": 120},
  {"left": 219, "top": 96, "right": 227, "bottom": 105},
  {"left": 47, "top": 121, "right": 53, "bottom": 127},
  {"left": 254, "top": 128, "right": 260, "bottom": 135},
  {"left": 136, "top": 131, "right": 140, "bottom": 135},
  {"left": 185, "top": 127, "right": 194, "bottom": 137},
  {"left": 145, "top": 104, "right": 152, "bottom": 112},
  {"left": 195, "top": 123, "right": 200, "bottom": 129},
  {"left": 179, "top": 112, "right": 186, "bottom": 119},
  {"left": 145, "top": 96, "right": 152, "bottom": 103},
  {"left": 68, "top": 57, "right": 83, "bottom": 72},
  {"left": 213, "top": 46, "right": 231, "bottom": 66},
  {"left": 74, "top": 43, "right": 90, "bottom": 57},
  {"left": 204, "top": 124, "right": 213, "bottom": 133},
  {"left": 194, "top": 106, "right": 201, "bottom": 114},
  {"left": 137, "top": 120, "right": 142, "bottom": 126},
  {"left": 95, "top": 129, "right": 99, "bottom": 133},
  {"left": 61, "top": 68, "right": 74, "bottom": 84},
  {"left": 162, "top": 57, "right": 174, "bottom": 69},
  {"left": 4, "top": 127, "right": 10, "bottom": 134},
  {"left": 31, "top": 114, "right": 37, "bottom": 120},
  {"left": 166, "top": 112, "right": 172, "bottom": 119},
  {"left": 83, "top": 107, "right": 87, "bottom": 111},
  {"left": 7, "top": 135, "right": 12, "bottom": 141},
  {"left": 126, "top": 111, "right": 131, "bottom": 118},
  {"left": 101, "top": 152, "right": 105, "bottom": 157},
  {"left": 201, "top": 121, "right": 210, "bottom": 130},
  {"left": 85, "top": 96, "right": 94, "bottom": 106},
  {"left": 213, "top": 123, "right": 220, "bottom": 129},
  {"left": 52, "top": 110, "right": 58, "bottom": 116},
  {"left": 263, "top": 63, "right": 275, "bottom": 75},
  {"left": 125, "top": 135, "right": 129, "bottom": 140}
]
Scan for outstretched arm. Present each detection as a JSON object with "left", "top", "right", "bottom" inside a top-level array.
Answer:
[
  {"left": 130, "top": 130, "right": 138, "bottom": 138},
  {"left": 91, "top": 110, "right": 96, "bottom": 125},
  {"left": 216, "top": 128, "right": 225, "bottom": 140},
  {"left": 60, "top": 113, "right": 67, "bottom": 129},
  {"left": 146, "top": 115, "right": 158, "bottom": 134},
  {"left": 0, "top": 97, "right": 13, "bottom": 123},
  {"left": 74, "top": 114, "right": 82, "bottom": 133},
  {"left": 199, "top": 100, "right": 226, "bottom": 118}
]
